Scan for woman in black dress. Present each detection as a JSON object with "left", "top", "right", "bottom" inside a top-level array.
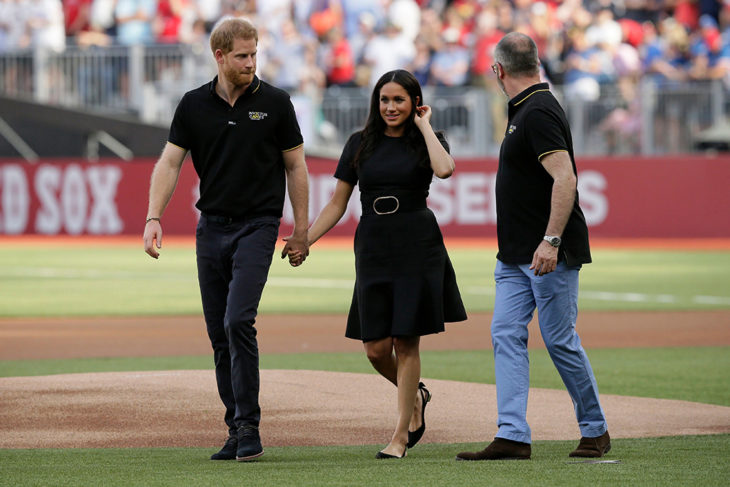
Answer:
[{"left": 290, "top": 69, "right": 466, "bottom": 458}]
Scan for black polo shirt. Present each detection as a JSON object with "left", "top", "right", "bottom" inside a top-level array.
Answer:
[
  {"left": 168, "top": 75, "right": 303, "bottom": 218},
  {"left": 495, "top": 82, "right": 591, "bottom": 266}
]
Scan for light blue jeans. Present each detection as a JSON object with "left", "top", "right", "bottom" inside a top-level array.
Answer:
[{"left": 491, "top": 259, "right": 607, "bottom": 444}]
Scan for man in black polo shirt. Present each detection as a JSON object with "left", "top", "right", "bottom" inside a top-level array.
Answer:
[
  {"left": 143, "top": 18, "right": 309, "bottom": 462},
  {"left": 456, "top": 32, "right": 610, "bottom": 461}
]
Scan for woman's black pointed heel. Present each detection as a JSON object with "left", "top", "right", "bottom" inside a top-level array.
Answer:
[{"left": 407, "top": 382, "right": 431, "bottom": 448}]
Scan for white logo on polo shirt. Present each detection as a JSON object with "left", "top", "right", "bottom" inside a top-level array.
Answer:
[{"left": 249, "top": 111, "right": 268, "bottom": 121}]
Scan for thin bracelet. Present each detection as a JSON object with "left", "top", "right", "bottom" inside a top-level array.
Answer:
[{"left": 146, "top": 217, "right": 161, "bottom": 224}]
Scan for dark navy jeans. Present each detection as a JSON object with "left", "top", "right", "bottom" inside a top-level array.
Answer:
[{"left": 195, "top": 213, "right": 280, "bottom": 434}]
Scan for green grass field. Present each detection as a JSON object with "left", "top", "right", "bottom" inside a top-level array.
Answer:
[
  {"left": 1, "top": 243, "right": 729, "bottom": 316},
  {"left": 0, "top": 241, "right": 729, "bottom": 486}
]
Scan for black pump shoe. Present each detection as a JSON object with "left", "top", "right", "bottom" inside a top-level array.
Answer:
[
  {"left": 407, "top": 382, "right": 431, "bottom": 448},
  {"left": 375, "top": 448, "right": 407, "bottom": 459}
]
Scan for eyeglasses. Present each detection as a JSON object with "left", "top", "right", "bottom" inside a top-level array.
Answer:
[{"left": 491, "top": 62, "right": 500, "bottom": 75}]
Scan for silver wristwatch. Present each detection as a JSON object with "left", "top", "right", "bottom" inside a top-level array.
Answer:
[{"left": 543, "top": 235, "right": 561, "bottom": 247}]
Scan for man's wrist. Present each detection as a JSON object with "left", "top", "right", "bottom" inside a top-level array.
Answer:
[
  {"left": 543, "top": 235, "right": 561, "bottom": 247},
  {"left": 146, "top": 217, "right": 161, "bottom": 224},
  {"left": 291, "top": 228, "right": 308, "bottom": 239}
]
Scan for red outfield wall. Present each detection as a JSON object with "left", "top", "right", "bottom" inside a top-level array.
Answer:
[{"left": 0, "top": 156, "right": 728, "bottom": 238}]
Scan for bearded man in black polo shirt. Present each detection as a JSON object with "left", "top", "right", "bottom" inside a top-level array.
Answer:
[
  {"left": 456, "top": 32, "right": 610, "bottom": 461},
  {"left": 143, "top": 18, "right": 309, "bottom": 462}
]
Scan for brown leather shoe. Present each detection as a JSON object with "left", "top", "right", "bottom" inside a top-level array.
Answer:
[
  {"left": 569, "top": 430, "right": 611, "bottom": 458},
  {"left": 456, "top": 438, "right": 531, "bottom": 461}
]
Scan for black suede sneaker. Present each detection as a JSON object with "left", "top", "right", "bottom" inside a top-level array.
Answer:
[
  {"left": 236, "top": 425, "right": 264, "bottom": 461},
  {"left": 210, "top": 434, "right": 237, "bottom": 460}
]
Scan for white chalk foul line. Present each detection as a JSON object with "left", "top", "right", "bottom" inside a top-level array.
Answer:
[{"left": 3, "top": 269, "right": 729, "bottom": 306}]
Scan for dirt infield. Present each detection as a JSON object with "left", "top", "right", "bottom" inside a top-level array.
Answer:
[
  {"left": 1, "top": 311, "right": 729, "bottom": 449},
  {"left": 3, "top": 311, "right": 729, "bottom": 360}
]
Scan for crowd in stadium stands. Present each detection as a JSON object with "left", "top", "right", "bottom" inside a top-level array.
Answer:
[{"left": 1, "top": 0, "right": 729, "bottom": 96}]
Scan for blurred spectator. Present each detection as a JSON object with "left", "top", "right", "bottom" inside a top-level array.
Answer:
[
  {"left": 321, "top": 25, "right": 356, "bottom": 86},
  {"left": 642, "top": 18, "right": 692, "bottom": 85},
  {"left": 529, "top": 2, "right": 558, "bottom": 57},
  {"left": 114, "top": 0, "right": 158, "bottom": 45},
  {"left": 689, "top": 14, "right": 730, "bottom": 81},
  {"left": 440, "top": 1, "right": 473, "bottom": 46},
  {"left": 222, "top": 0, "right": 256, "bottom": 18},
  {"left": 257, "top": 0, "right": 294, "bottom": 33},
  {"left": 622, "top": 0, "right": 661, "bottom": 24},
  {"left": 25, "top": 0, "right": 66, "bottom": 53},
  {"left": 262, "top": 18, "right": 307, "bottom": 93},
  {"left": 388, "top": 0, "right": 421, "bottom": 42},
  {"left": 643, "top": 18, "right": 694, "bottom": 153},
  {"left": 673, "top": 0, "right": 700, "bottom": 31},
  {"left": 309, "top": 1, "right": 343, "bottom": 39},
  {"left": 361, "top": 20, "right": 415, "bottom": 86},
  {"left": 449, "top": 0, "right": 481, "bottom": 36},
  {"left": 429, "top": 27, "right": 470, "bottom": 86},
  {"left": 23, "top": 0, "right": 66, "bottom": 103},
  {"left": 470, "top": 6, "right": 503, "bottom": 86},
  {"left": 613, "top": 31, "right": 642, "bottom": 79},
  {"left": 495, "top": 0, "right": 515, "bottom": 33},
  {"left": 76, "top": 23, "right": 113, "bottom": 49},
  {"left": 512, "top": 0, "right": 535, "bottom": 31},
  {"left": 349, "top": 11, "right": 377, "bottom": 63},
  {"left": 177, "top": 17, "right": 215, "bottom": 86},
  {"left": 0, "top": 0, "right": 26, "bottom": 53},
  {"left": 598, "top": 80, "right": 642, "bottom": 154},
  {"left": 563, "top": 27, "right": 615, "bottom": 101},
  {"left": 418, "top": 7, "right": 445, "bottom": 53},
  {"left": 469, "top": 6, "right": 506, "bottom": 144},
  {"left": 155, "top": 0, "right": 196, "bottom": 44},
  {"left": 585, "top": 8, "right": 622, "bottom": 49},
  {"left": 341, "top": 0, "right": 384, "bottom": 38},
  {"left": 299, "top": 39, "right": 327, "bottom": 95},
  {"left": 74, "top": 0, "right": 114, "bottom": 48},
  {"left": 618, "top": 17, "right": 645, "bottom": 49},
  {"left": 409, "top": 34, "right": 432, "bottom": 86},
  {"left": 75, "top": 24, "right": 114, "bottom": 105},
  {"left": 64, "top": 0, "right": 93, "bottom": 39},
  {"left": 89, "top": 0, "right": 118, "bottom": 37},
  {"left": 193, "top": 0, "right": 221, "bottom": 32},
  {"left": 599, "top": 17, "right": 643, "bottom": 155},
  {"left": 291, "top": 0, "right": 317, "bottom": 37},
  {"left": 567, "top": 3, "right": 594, "bottom": 31}
]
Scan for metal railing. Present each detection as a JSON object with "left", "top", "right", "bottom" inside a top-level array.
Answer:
[
  {"left": 1, "top": 44, "right": 727, "bottom": 157},
  {"left": 0, "top": 43, "right": 215, "bottom": 119}
]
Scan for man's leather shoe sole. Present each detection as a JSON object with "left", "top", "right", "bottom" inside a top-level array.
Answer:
[{"left": 236, "top": 450, "right": 264, "bottom": 462}]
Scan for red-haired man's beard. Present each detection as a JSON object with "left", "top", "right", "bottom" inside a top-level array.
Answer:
[{"left": 223, "top": 65, "right": 255, "bottom": 87}]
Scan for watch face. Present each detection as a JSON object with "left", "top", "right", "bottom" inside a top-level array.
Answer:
[{"left": 546, "top": 236, "right": 561, "bottom": 247}]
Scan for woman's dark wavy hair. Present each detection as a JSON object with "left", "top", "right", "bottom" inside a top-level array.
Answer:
[{"left": 352, "top": 69, "right": 437, "bottom": 168}]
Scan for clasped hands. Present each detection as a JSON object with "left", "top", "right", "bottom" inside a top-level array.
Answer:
[{"left": 281, "top": 233, "right": 309, "bottom": 267}]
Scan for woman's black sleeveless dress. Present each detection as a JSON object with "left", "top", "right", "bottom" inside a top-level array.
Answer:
[{"left": 334, "top": 132, "right": 467, "bottom": 342}]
